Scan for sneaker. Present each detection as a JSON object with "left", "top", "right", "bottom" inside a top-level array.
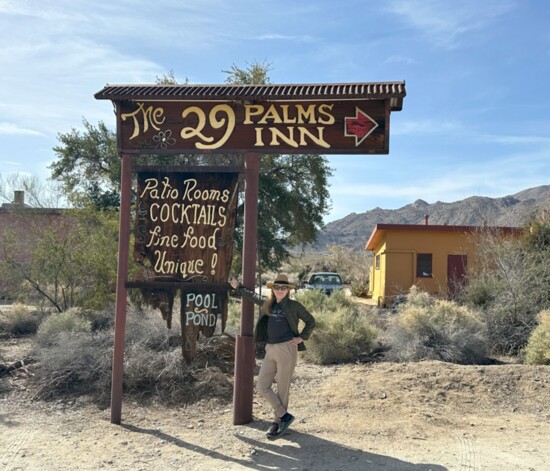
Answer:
[
  {"left": 276, "top": 413, "right": 295, "bottom": 437},
  {"left": 266, "top": 421, "right": 279, "bottom": 439}
]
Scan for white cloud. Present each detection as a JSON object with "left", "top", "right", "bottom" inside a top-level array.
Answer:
[
  {"left": 481, "top": 134, "right": 550, "bottom": 145},
  {"left": 393, "top": 119, "right": 463, "bottom": 135},
  {"left": 386, "top": 0, "right": 516, "bottom": 49},
  {"left": 0, "top": 122, "right": 45, "bottom": 136},
  {"left": 255, "top": 33, "right": 315, "bottom": 42},
  {"left": 0, "top": 160, "right": 23, "bottom": 167},
  {"left": 384, "top": 55, "right": 417, "bottom": 65}
]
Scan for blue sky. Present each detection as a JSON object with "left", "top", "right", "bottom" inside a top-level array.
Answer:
[{"left": 1, "top": 0, "right": 549, "bottom": 222}]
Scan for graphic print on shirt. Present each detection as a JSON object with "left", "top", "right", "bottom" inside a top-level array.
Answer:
[{"left": 267, "top": 303, "right": 294, "bottom": 344}]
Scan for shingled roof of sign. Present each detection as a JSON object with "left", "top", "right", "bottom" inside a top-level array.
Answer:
[{"left": 95, "top": 81, "right": 406, "bottom": 111}]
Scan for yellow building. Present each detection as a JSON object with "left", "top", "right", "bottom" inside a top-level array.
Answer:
[{"left": 365, "top": 223, "right": 523, "bottom": 307}]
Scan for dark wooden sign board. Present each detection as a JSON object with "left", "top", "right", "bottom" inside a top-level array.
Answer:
[
  {"left": 133, "top": 168, "right": 239, "bottom": 362},
  {"left": 95, "top": 81, "right": 406, "bottom": 426},
  {"left": 117, "top": 99, "right": 389, "bottom": 154}
]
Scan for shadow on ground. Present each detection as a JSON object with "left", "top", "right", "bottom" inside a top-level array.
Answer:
[{"left": 122, "top": 418, "right": 447, "bottom": 471}]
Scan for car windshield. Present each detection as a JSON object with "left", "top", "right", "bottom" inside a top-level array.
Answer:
[{"left": 310, "top": 274, "right": 341, "bottom": 285}]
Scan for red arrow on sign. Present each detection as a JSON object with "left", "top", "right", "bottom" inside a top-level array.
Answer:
[{"left": 344, "top": 108, "right": 379, "bottom": 146}]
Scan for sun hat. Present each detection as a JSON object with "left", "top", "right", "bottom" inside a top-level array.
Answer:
[{"left": 266, "top": 273, "right": 296, "bottom": 289}]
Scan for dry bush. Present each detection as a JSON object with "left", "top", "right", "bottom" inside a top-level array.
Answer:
[
  {"left": 524, "top": 310, "right": 550, "bottom": 365},
  {"left": 386, "top": 287, "right": 488, "bottom": 364},
  {"left": 296, "top": 289, "right": 378, "bottom": 364},
  {"left": 0, "top": 304, "right": 46, "bottom": 336},
  {"left": 296, "top": 287, "right": 329, "bottom": 314},
  {"left": 463, "top": 221, "right": 550, "bottom": 355},
  {"left": 31, "top": 330, "right": 113, "bottom": 401},
  {"left": 77, "top": 308, "right": 114, "bottom": 331},
  {"left": 35, "top": 308, "right": 92, "bottom": 346},
  {"left": 30, "top": 307, "right": 235, "bottom": 405}
]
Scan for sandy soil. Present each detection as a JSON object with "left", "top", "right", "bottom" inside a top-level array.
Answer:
[{"left": 1, "top": 335, "right": 550, "bottom": 470}]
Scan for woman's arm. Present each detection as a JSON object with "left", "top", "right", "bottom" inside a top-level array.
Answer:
[
  {"left": 229, "top": 279, "right": 265, "bottom": 306},
  {"left": 297, "top": 304, "right": 316, "bottom": 340}
]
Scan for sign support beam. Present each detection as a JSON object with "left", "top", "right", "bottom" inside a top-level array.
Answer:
[
  {"left": 111, "top": 153, "right": 133, "bottom": 424},
  {"left": 233, "top": 152, "right": 260, "bottom": 425}
]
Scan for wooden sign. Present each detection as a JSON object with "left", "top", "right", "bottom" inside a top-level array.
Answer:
[
  {"left": 180, "top": 290, "right": 228, "bottom": 363},
  {"left": 134, "top": 170, "right": 239, "bottom": 283},
  {"left": 134, "top": 169, "right": 239, "bottom": 362},
  {"left": 118, "top": 99, "right": 389, "bottom": 155}
]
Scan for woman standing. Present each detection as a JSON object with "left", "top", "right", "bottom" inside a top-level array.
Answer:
[{"left": 230, "top": 274, "right": 315, "bottom": 439}]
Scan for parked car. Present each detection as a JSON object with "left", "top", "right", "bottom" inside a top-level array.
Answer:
[{"left": 302, "top": 272, "right": 343, "bottom": 296}]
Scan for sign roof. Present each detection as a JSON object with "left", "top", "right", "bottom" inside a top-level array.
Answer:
[{"left": 95, "top": 81, "right": 406, "bottom": 111}]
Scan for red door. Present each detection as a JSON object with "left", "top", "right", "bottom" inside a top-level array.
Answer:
[{"left": 447, "top": 255, "right": 467, "bottom": 299}]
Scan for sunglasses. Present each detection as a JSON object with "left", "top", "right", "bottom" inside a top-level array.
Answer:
[{"left": 272, "top": 285, "right": 289, "bottom": 291}]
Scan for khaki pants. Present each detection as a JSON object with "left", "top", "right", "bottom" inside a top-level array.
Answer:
[{"left": 256, "top": 342, "right": 298, "bottom": 420}]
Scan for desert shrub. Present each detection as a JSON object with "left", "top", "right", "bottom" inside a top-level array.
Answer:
[
  {"left": 31, "top": 330, "right": 113, "bottom": 401},
  {"left": 36, "top": 308, "right": 92, "bottom": 346},
  {"left": 350, "top": 281, "right": 369, "bottom": 298},
  {"left": 296, "top": 288, "right": 329, "bottom": 314},
  {"left": 325, "top": 288, "right": 357, "bottom": 310},
  {"left": 463, "top": 219, "right": 550, "bottom": 355},
  {"left": 77, "top": 308, "right": 115, "bottom": 331},
  {"left": 0, "top": 304, "right": 46, "bottom": 336},
  {"left": 295, "top": 290, "right": 378, "bottom": 364},
  {"left": 386, "top": 288, "right": 488, "bottom": 364},
  {"left": 524, "top": 310, "right": 550, "bottom": 365},
  {"left": 464, "top": 246, "right": 544, "bottom": 354},
  {"left": 31, "top": 307, "right": 234, "bottom": 404}
]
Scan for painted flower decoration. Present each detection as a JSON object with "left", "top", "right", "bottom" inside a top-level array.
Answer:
[{"left": 153, "top": 130, "right": 176, "bottom": 149}]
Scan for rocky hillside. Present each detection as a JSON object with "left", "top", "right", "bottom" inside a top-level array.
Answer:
[{"left": 311, "top": 185, "right": 550, "bottom": 251}]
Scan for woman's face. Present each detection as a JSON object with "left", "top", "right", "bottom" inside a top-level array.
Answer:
[{"left": 272, "top": 284, "right": 289, "bottom": 302}]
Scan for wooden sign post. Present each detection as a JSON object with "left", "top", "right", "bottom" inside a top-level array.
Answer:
[{"left": 95, "top": 81, "right": 406, "bottom": 425}]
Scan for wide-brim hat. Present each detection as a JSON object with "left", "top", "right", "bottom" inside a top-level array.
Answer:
[{"left": 266, "top": 274, "right": 296, "bottom": 289}]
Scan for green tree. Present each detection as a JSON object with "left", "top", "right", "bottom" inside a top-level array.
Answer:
[
  {"left": 50, "top": 119, "right": 120, "bottom": 209},
  {"left": 0, "top": 209, "right": 119, "bottom": 311},
  {"left": 223, "top": 61, "right": 272, "bottom": 85}
]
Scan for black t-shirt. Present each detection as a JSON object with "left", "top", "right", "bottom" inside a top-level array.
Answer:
[{"left": 267, "top": 302, "right": 294, "bottom": 344}]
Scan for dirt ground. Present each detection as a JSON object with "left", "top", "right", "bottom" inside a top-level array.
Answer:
[{"left": 1, "top": 335, "right": 550, "bottom": 470}]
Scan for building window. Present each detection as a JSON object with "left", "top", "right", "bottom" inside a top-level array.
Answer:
[
  {"left": 375, "top": 254, "right": 380, "bottom": 270},
  {"left": 417, "top": 253, "right": 432, "bottom": 277}
]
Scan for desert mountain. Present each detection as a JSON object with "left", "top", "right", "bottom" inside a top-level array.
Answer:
[{"left": 311, "top": 185, "right": 550, "bottom": 251}]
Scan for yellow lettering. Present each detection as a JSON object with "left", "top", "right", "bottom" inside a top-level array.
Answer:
[
  {"left": 296, "top": 104, "right": 317, "bottom": 124},
  {"left": 254, "top": 127, "right": 265, "bottom": 146},
  {"left": 181, "top": 107, "right": 213, "bottom": 143},
  {"left": 318, "top": 104, "right": 335, "bottom": 125},
  {"left": 299, "top": 127, "right": 330, "bottom": 148},
  {"left": 244, "top": 105, "right": 264, "bottom": 124},
  {"left": 259, "top": 105, "right": 283, "bottom": 124},
  {"left": 195, "top": 105, "right": 236, "bottom": 149},
  {"left": 280, "top": 105, "right": 297, "bottom": 124},
  {"left": 150, "top": 203, "right": 159, "bottom": 222},
  {"left": 121, "top": 103, "right": 165, "bottom": 140},
  {"left": 269, "top": 127, "right": 299, "bottom": 148},
  {"left": 140, "top": 178, "right": 159, "bottom": 199}
]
